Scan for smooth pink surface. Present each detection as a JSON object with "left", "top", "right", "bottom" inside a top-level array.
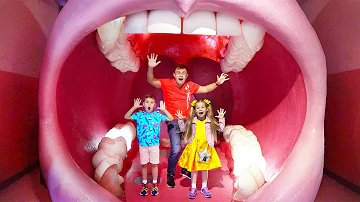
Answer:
[
  {"left": 0, "top": 70, "right": 39, "bottom": 182},
  {"left": 39, "top": 0, "right": 326, "bottom": 201},
  {"left": 326, "top": 70, "right": 360, "bottom": 187},
  {"left": 309, "top": 0, "right": 360, "bottom": 187},
  {"left": 0, "top": 1, "right": 55, "bottom": 183},
  {"left": 0, "top": 1, "right": 46, "bottom": 78},
  {"left": 312, "top": 1, "right": 360, "bottom": 75}
]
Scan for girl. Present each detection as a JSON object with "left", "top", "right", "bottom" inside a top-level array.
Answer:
[{"left": 176, "top": 99, "right": 226, "bottom": 199}]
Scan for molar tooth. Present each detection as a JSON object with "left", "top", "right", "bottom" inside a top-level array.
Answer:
[
  {"left": 123, "top": 11, "right": 148, "bottom": 33},
  {"left": 96, "top": 32, "right": 109, "bottom": 54},
  {"left": 221, "top": 21, "right": 265, "bottom": 73},
  {"left": 111, "top": 52, "right": 140, "bottom": 72},
  {"left": 147, "top": 10, "right": 181, "bottom": 34},
  {"left": 254, "top": 38, "right": 265, "bottom": 52},
  {"left": 216, "top": 13, "right": 241, "bottom": 36},
  {"left": 117, "top": 31, "right": 128, "bottom": 45},
  {"left": 104, "top": 41, "right": 132, "bottom": 62},
  {"left": 111, "top": 56, "right": 140, "bottom": 73},
  {"left": 183, "top": 11, "right": 216, "bottom": 35}
]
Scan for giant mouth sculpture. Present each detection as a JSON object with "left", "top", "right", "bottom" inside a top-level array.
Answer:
[{"left": 39, "top": 0, "right": 326, "bottom": 201}]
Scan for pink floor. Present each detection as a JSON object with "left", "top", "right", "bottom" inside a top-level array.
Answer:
[
  {"left": 124, "top": 147, "right": 233, "bottom": 202},
  {"left": 1, "top": 150, "right": 359, "bottom": 202}
]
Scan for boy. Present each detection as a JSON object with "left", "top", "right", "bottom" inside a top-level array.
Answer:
[{"left": 124, "top": 94, "right": 173, "bottom": 196}]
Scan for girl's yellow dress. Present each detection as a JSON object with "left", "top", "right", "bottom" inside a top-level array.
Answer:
[{"left": 178, "top": 119, "right": 221, "bottom": 171}]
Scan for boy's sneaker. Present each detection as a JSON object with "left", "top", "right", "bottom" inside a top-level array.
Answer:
[
  {"left": 200, "top": 187, "right": 212, "bottom": 198},
  {"left": 166, "top": 175, "right": 175, "bottom": 188},
  {"left": 180, "top": 168, "right": 191, "bottom": 179},
  {"left": 188, "top": 188, "right": 197, "bottom": 199},
  {"left": 151, "top": 186, "right": 159, "bottom": 196},
  {"left": 140, "top": 184, "right": 148, "bottom": 196}
]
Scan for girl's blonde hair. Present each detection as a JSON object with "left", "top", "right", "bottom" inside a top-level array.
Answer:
[{"left": 184, "top": 99, "right": 220, "bottom": 143}]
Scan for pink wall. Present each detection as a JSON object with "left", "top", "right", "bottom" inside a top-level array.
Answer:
[
  {"left": 308, "top": 1, "right": 360, "bottom": 186},
  {"left": 0, "top": 1, "right": 58, "bottom": 183}
]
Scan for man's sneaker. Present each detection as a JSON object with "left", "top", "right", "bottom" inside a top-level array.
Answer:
[
  {"left": 151, "top": 186, "right": 159, "bottom": 196},
  {"left": 200, "top": 187, "right": 212, "bottom": 198},
  {"left": 140, "top": 184, "right": 148, "bottom": 196},
  {"left": 166, "top": 175, "right": 175, "bottom": 188},
  {"left": 180, "top": 168, "right": 191, "bottom": 179},
  {"left": 188, "top": 188, "right": 197, "bottom": 199}
]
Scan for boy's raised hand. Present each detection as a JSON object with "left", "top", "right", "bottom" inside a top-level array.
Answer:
[
  {"left": 159, "top": 101, "right": 166, "bottom": 111},
  {"left": 215, "top": 108, "right": 226, "bottom": 119},
  {"left": 133, "top": 98, "right": 142, "bottom": 108},
  {"left": 216, "top": 73, "right": 230, "bottom": 85},
  {"left": 175, "top": 110, "right": 186, "bottom": 119},
  {"left": 147, "top": 53, "right": 161, "bottom": 68}
]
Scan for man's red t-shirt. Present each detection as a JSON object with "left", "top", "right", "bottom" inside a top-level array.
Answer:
[{"left": 159, "top": 78, "right": 200, "bottom": 118}]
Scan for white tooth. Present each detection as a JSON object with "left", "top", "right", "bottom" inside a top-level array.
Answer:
[
  {"left": 147, "top": 10, "right": 181, "bottom": 34},
  {"left": 220, "top": 20, "right": 265, "bottom": 73},
  {"left": 228, "top": 126, "right": 266, "bottom": 201},
  {"left": 96, "top": 15, "right": 140, "bottom": 73},
  {"left": 96, "top": 17, "right": 124, "bottom": 54},
  {"left": 123, "top": 11, "right": 148, "bottom": 33},
  {"left": 225, "top": 44, "right": 253, "bottom": 61},
  {"left": 220, "top": 35, "right": 251, "bottom": 73},
  {"left": 111, "top": 56, "right": 140, "bottom": 73},
  {"left": 94, "top": 158, "right": 120, "bottom": 182},
  {"left": 104, "top": 40, "right": 132, "bottom": 61},
  {"left": 216, "top": 13, "right": 241, "bottom": 36},
  {"left": 97, "top": 17, "right": 124, "bottom": 43},
  {"left": 241, "top": 21, "right": 265, "bottom": 50},
  {"left": 183, "top": 11, "right": 216, "bottom": 35},
  {"left": 254, "top": 38, "right": 264, "bottom": 52},
  {"left": 103, "top": 122, "right": 136, "bottom": 152},
  {"left": 96, "top": 32, "right": 110, "bottom": 54},
  {"left": 117, "top": 31, "right": 128, "bottom": 45}
]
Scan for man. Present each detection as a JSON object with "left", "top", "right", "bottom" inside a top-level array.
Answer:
[{"left": 147, "top": 53, "right": 229, "bottom": 188}]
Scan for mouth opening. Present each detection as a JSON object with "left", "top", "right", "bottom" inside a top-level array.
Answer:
[{"left": 40, "top": 1, "right": 326, "bottom": 201}]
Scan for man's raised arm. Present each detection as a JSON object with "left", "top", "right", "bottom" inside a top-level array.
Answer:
[
  {"left": 147, "top": 53, "right": 161, "bottom": 88},
  {"left": 197, "top": 73, "right": 230, "bottom": 93}
]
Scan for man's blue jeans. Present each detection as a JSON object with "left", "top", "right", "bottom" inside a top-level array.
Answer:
[{"left": 166, "top": 119, "right": 183, "bottom": 176}]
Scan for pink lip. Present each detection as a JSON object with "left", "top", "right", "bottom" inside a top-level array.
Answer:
[{"left": 39, "top": 0, "right": 326, "bottom": 201}]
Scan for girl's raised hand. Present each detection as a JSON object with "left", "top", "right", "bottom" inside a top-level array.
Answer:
[
  {"left": 133, "top": 98, "right": 142, "bottom": 108},
  {"left": 147, "top": 53, "right": 161, "bottom": 68},
  {"left": 175, "top": 110, "right": 185, "bottom": 119},
  {"left": 215, "top": 108, "right": 226, "bottom": 119}
]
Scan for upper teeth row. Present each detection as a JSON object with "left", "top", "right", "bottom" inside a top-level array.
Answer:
[
  {"left": 123, "top": 10, "right": 243, "bottom": 36},
  {"left": 96, "top": 10, "right": 266, "bottom": 73}
]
